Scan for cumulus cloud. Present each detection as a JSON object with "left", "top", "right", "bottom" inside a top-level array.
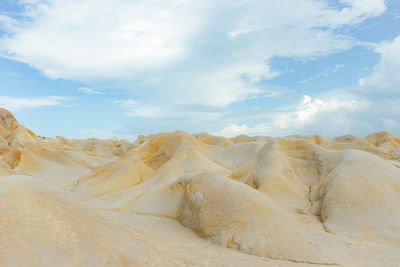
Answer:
[
  {"left": 0, "top": 0, "right": 386, "bottom": 107},
  {"left": 358, "top": 36, "right": 400, "bottom": 97},
  {"left": 0, "top": 96, "right": 71, "bottom": 111},
  {"left": 0, "top": 0, "right": 201, "bottom": 80},
  {"left": 216, "top": 32, "right": 400, "bottom": 138},
  {"left": 215, "top": 94, "right": 368, "bottom": 137},
  {"left": 2, "top": 0, "right": 396, "bottom": 138},
  {"left": 217, "top": 85, "right": 400, "bottom": 137}
]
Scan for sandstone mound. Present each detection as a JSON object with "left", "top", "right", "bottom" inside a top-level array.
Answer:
[
  {"left": 75, "top": 156, "right": 154, "bottom": 198},
  {"left": 319, "top": 150, "right": 400, "bottom": 246},
  {"left": 1, "top": 107, "right": 400, "bottom": 266},
  {"left": 179, "top": 171, "right": 335, "bottom": 263},
  {"left": 0, "top": 175, "right": 148, "bottom": 266}
]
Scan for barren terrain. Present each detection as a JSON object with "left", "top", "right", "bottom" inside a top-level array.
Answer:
[{"left": 1, "top": 108, "right": 400, "bottom": 266}]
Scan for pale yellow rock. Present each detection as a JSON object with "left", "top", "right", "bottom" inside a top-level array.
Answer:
[
  {"left": 319, "top": 150, "right": 400, "bottom": 246},
  {"left": 75, "top": 155, "right": 154, "bottom": 198},
  {"left": 129, "top": 141, "right": 230, "bottom": 218},
  {"left": 0, "top": 107, "right": 19, "bottom": 131},
  {"left": 143, "top": 130, "right": 211, "bottom": 169},
  {"left": 365, "top": 131, "right": 400, "bottom": 153},
  {"left": 179, "top": 171, "right": 337, "bottom": 264},
  {"left": 0, "top": 158, "right": 12, "bottom": 176},
  {"left": 194, "top": 132, "right": 234, "bottom": 148},
  {"left": 0, "top": 175, "right": 149, "bottom": 266},
  {"left": 65, "top": 137, "right": 136, "bottom": 156},
  {"left": 1, "top": 108, "right": 400, "bottom": 266}
]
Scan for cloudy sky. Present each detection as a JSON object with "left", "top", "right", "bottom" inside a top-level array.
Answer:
[{"left": 0, "top": 0, "right": 399, "bottom": 139}]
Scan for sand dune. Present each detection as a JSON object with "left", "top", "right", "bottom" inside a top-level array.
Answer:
[{"left": 1, "top": 108, "right": 400, "bottom": 266}]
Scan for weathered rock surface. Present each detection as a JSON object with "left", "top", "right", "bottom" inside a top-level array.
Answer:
[{"left": 1, "top": 107, "right": 400, "bottom": 266}]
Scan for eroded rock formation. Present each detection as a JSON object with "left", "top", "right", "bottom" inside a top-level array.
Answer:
[{"left": 1, "top": 108, "right": 400, "bottom": 266}]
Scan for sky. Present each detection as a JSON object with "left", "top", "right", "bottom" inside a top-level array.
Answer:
[{"left": 0, "top": 0, "right": 399, "bottom": 140}]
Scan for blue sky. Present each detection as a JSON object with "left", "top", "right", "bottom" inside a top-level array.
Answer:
[{"left": 0, "top": 0, "right": 399, "bottom": 139}]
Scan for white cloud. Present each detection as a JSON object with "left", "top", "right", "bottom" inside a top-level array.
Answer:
[
  {"left": 299, "top": 64, "right": 345, "bottom": 84},
  {"left": 358, "top": 36, "right": 400, "bottom": 96},
  {"left": 338, "top": 0, "right": 386, "bottom": 21},
  {"left": 0, "top": 0, "right": 386, "bottom": 107},
  {"left": 216, "top": 94, "right": 365, "bottom": 137},
  {"left": 114, "top": 98, "right": 225, "bottom": 122},
  {"left": 217, "top": 33, "right": 400, "bottom": 137},
  {"left": 115, "top": 99, "right": 163, "bottom": 118},
  {"left": 216, "top": 123, "right": 249, "bottom": 137},
  {"left": 77, "top": 87, "right": 103, "bottom": 95},
  {"left": 0, "top": 0, "right": 199, "bottom": 80},
  {"left": 0, "top": 96, "right": 71, "bottom": 111},
  {"left": 0, "top": 14, "right": 17, "bottom": 32}
]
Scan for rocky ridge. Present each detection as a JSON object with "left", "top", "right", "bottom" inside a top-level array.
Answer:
[{"left": 1, "top": 108, "right": 400, "bottom": 266}]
